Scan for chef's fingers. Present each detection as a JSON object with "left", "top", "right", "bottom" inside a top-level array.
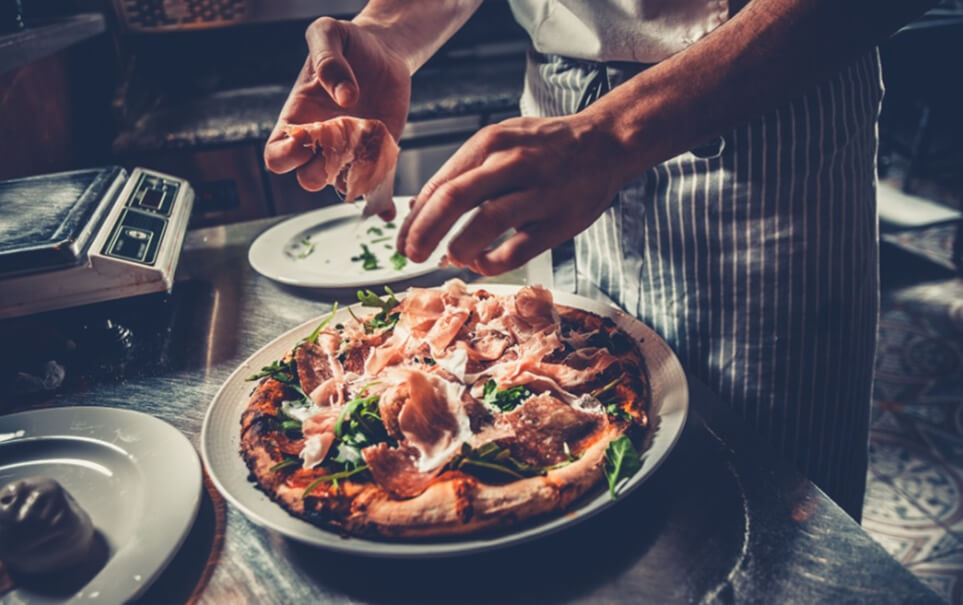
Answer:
[
  {"left": 417, "top": 124, "right": 516, "bottom": 199},
  {"left": 472, "top": 222, "right": 558, "bottom": 276},
  {"left": 306, "top": 17, "right": 359, "bottom": 108},
  {"left": 398, "top": 124, "right": 526, "bottom": 257},
  {"left": 445, "top": 191, "right": 543, "bottom": 267},
  {"left": 296, "top": 154, "right": 331, "bottom": 192},
  {"left": 378, "top": 206, "right": 396, "bottom": 222},
  {"left": 264, "top": 129, "right": 312, "bottom": 174},
  {"left": 400, "top": 162, "right": 524, "bottom": 263}
]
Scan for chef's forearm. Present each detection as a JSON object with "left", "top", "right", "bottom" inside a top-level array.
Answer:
[
  {"left": 579, "top": 0, "right": 935, "bottom": 185},
  {"left": 353, "top": 0, "right": 483, "bottom": 74}
]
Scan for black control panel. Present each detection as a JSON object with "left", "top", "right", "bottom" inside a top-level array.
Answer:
[
  {"left": 128, "top": 173, "right": 179, "bottom": 216},
  {"left": 102, "top": 173, "right": 180, "bottom": 265}
]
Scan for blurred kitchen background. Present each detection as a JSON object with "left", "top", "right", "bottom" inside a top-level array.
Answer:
[{"left": 2, "top": 0, "right": 963, "bottom": 600}]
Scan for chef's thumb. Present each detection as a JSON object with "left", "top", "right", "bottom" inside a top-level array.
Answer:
[{"left": 306, "top": 17, "right": 359, "bottom": 108}]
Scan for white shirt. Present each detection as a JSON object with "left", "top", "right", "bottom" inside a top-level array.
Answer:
[{"left": 508, "top": 0, "right": 731, "bottom": 63}]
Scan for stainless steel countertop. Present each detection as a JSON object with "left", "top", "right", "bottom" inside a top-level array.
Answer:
[{"left": 0, "top": 217, "right": 941, "bottom": 604}]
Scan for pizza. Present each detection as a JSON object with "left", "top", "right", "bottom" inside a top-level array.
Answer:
[
  {"left": 240, "top": 280, "right": 650, "bottom": 538},
  {"left": 284, "top": 117, "right": 398, "bottom": 217}
]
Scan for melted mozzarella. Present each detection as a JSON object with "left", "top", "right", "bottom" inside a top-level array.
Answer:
[
  {"left": 282, "top": 400, "right": 322, "bottom": 422},
  {"left": 434, "top": 347, "right": 468, "bottom": 382},
  {"left": 572, "top": 393, "right": 605, "bottom": 415}
]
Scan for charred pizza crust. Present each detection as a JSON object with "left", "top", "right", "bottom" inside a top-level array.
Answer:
[{"left": 240, "top": 291, "right": 650, "bottom": 539}]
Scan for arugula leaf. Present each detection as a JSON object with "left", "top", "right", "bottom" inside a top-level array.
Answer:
[
  {"left": 302, "top": 464, "right": 370, "bottom": 499},
  {"left": 305, "top": 302, "right": 339, "bottom": 344},
  {"left": 385, "top": 222, "right": 396, "bottom": 229},
  {"left": 455, "top": 443, "right": 534, "bottom": 480},
  {"left": 326, "top": 387, "right": 388, "bottom": 473},
  {"left": 366, "top": 226, "right": 383, "bottom": 236},
  {"left": 482, "top": 379, "right": 534, "bottom": 412},
  {"left": 246, "top": 358, "right": 297, "bottom": 384},
  {"left": 356, "top": 287, "right": 401, "bottom": 331},
  {"left": 298, "top": 237, "right": 315, "bottom": 259},
  {"left": 606, "top": 402, "right": 632, "bottom": 422},
  {"left": 357, "top": 287, "right": 399, "bottom": 314},
  {"left": 390, "top": 250, "right": 408, "bottom": 271},
  {"left": 280, "top": 419, "right": 302, "bottom": 432},
  {"left": 334, "top": 392, "right": 380, "bottom": 438},
  {"left": 269, "top": 458, "right": 299, "bottom": 473},
  {"left": 350, "top": 243, "right": 380, "bottom": 270},
  {"left": 454, "top": 442, "right": 577, "bottom": 481},
  {"left": 603, "top": 435, "right": 642, "bottom": 498},
  {"left": 592, "top": 372, "right": 626, "bottom": 403}
]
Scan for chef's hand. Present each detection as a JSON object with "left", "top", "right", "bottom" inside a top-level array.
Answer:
[
  {"left": 263, "top": 17, "right": 411, "bottom": 220},
  {"left": 397, "top": 116, "right": 627, "bottom": 275}
]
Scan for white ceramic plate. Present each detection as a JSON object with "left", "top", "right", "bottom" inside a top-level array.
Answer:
[
  {"left": 248, "top": 197, "right": 461, "bottom": 289},
  {"left": 201, "top": 284, "right": 688, "bottom": 558},
  {"left": 0, "top": 406, "right": 202, "bottom": 604}
]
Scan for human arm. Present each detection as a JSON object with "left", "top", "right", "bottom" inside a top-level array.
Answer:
[
  {"left": 263, "top": 1, "right": 482, "bottom": 217},
  {"left": 397, "top": 0, "right": 936, "bottom": 273}
]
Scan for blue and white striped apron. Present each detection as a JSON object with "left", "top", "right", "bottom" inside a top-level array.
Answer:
[{"left": 521, "top": 49, "right": 884, "bottom": 519}]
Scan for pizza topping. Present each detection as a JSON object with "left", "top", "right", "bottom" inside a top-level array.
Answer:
[
  {"left": 362, "top": 443, "right": 444, "bottom": 499},
  {"left": 281, "top": 399, "right": 322, "bottom": 423},
  {"left": 425, "top": 306, "right": 471, "bottom": 356},
  {"left": 603, "top": 435, "right": 643, "bottom": 497},
  {"left": 452, "top": 442, "right": 559, "bottom": 482},
  {"left": 328, "top": 389, "right": 388, "bottom": 469},
  {"left": 508, "top": 285, "right": 559, "bottom": 337},
  {"left": 295, "top": 342, "right": 338, "bottom": 397},
  {"left": 284, "top": 117, "right": 400, "bottom": 216},
  {"left": 300, "top": 433, "right": 335, "bottom": 469},
  {"left": 481, "top": 379, "right": 534, "bottom": 412},
  {"left": 498, "top": 392, "right": 606, "bottom": 467},
  {"left": 308, "top": 376, "right": 347, "bottom": 407},
  {"left": 247, "top": 283, "right": 650, "bottom": 516},
  {"left": 433, "top": 346, "right": 469, "bottom": 382},
  {"left": 298, "top": 407, "right": 340, "bottom": 469},
  {"left": 391, "top": 370, "right": 472, "bottom": 472},
  {"left": 460, "top": 333, "right": 511, "bottom": 362},
  {"left": 398, "top": 287, "right": 445, "bottom": 330}
]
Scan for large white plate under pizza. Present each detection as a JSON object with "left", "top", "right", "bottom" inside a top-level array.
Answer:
[
  {"left": 201, "top": 284, "right": 688, "bottom": 558},
  {"left": 248, "top": 197, "right": 462, "bottom": 289}
]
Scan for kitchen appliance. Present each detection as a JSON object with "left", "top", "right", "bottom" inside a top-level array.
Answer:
[
  {"left": 0, "top": 166, "right": 194, "bottom": 319},
  {"left": 111, "top": 0, "right": 365, "bottom": 32}
]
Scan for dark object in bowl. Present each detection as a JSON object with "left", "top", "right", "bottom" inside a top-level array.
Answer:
[{"left": 0, "top": 477, "right": 97, "bottom": 576}]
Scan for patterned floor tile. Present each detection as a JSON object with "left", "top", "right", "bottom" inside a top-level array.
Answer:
[
  {"left": 862, "top": 471, "right": 958, "bottom": 569},
  {"left": 871, "top": 434, "right": 963, "bottom": 531},
  {"left": 904, "top": 560, "right": 963, "bottom": 604}
]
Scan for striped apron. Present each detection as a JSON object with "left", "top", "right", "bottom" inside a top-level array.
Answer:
[{"left": 520, "top": 50, "right": 884, "bottom": 519}]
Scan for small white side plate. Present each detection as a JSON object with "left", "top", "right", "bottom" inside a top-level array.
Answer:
[
  {"left": 0, "top": 406, "right": 202, "bottom": 604},
  {"left": 248, "top": 198, "right": 461, "bottom": 289}
]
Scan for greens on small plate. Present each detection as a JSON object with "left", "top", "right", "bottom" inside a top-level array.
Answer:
[{"left": 248, "top": 197, "right": 464, "bottom": 289}]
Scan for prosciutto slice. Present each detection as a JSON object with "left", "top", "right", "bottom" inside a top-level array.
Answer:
[
  {"left": 377, "top": 370, "right": 471, "bottom": 472},
  {"left": 509, "top": 285, "right": 559, "bottom": 337},
  {"left": 295, "top": 342, "right": 339, "bottom": 396},
  {"left": 498, "top": 393, "right": 605, "bottom": 466},
  {"left": 362, "top": 443, "right": 444, "bottom": 499},
  {"left": 285, "top": 116, "right": 399, "bottom": 217},
  {"left": 300, "top": 407, "right": 341, "bottom": 469}
]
